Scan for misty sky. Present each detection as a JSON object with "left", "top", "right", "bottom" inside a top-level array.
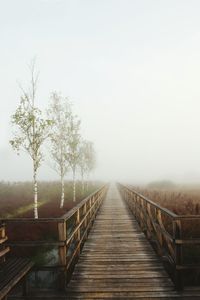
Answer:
[{"left": 1, "top": 0, "right": 200, "bottom": 183}]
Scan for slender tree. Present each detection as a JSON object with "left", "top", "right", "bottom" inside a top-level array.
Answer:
[
  {"left": 67, "top": 115, "right": 81, "bottom": 202},
  {"left": 47, "top": 92, "right": 72, "bottom": 208},
  {"left": 78, "top": 140, "right": 89, "bottom": 194},
  {"left": 10, "top": 60, "right": 52, "bottom": 218},
  {"left": 84, "top": 141, "right": 96, "bottom": 190}
]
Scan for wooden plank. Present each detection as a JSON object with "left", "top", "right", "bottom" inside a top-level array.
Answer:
[
  {"left": 65, "top": 292, "right": 198, "bottom": 299},
  {"left": 66, "top": 185, "right": 181, "bottom": 298},
  {"left": 66, "top": 184, "right": 200, "bottom": 299},
  {"left": 67, "top": 286, "right": 175, "bottom": 292},
  {"left": 0, "top": 236, "right": 8, "bottom": 244},
  {"left": 0, "top": 246, "right": 10, "bottom": 258},
  {"left": 0, "top": 258, "right": 34, "bottom": 300}
]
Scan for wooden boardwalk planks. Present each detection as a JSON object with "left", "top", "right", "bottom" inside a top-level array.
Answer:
[
  {"left": 5, "top": 185, "right": 200, "bottom": 300},
  {"left": 66, "top": 185, "right": 200, "bottom": 299}
]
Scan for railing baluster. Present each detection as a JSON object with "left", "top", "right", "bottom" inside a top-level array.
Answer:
[
  {"left": 156, "top": 209, "right": 163, "bottom": 256},
  {"left": 173, "top": 219, "right": 183, "bottom": 290},
  {"left": 58, "top": 220, "right": 67, "bottom": 289},
  {"left": 76, "top": 209, "right": 81, "bottom": 256},
  {"left": 65, "top": 185, "right": 108, "bottom": 281},
  {"left": 117, "top": 183, "right": 185, "bottom": 291},
  {"left": 146, "top": 203, "right": 152, "bottom": 239}
]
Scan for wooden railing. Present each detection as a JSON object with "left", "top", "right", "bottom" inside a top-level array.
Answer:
[
  {"left": 0, "top": 223, "right": 9, "bottom": 263},
  {"left": 118, "top": 183, "right": 200, "bottom": 290},
  {"left": 59, "top": 184, "right": 108, "bottom": 283},
  {"left": 1, "top": 185, "right": 108, "bottom": 290}
]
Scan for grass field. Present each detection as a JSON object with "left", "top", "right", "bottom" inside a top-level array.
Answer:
[
  {"left": 135, "top": 182, "right": 200, "bottom": 215},
  {"left": 0, "top": 180, "right": 104, "bottom": 267},
  {"left": 134, "top": 183, "right": 200, "bottom": 239},
  {"left": 0, "top": 180, "right": 102, "bottom": 218}
]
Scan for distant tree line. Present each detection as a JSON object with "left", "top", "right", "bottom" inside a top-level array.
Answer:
[{"left": 10, "top": 60, "right": 96, "bottom": 218}]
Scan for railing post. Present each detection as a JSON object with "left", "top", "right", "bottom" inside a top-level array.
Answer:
[
  {"left": 140, "top": 198, "right": 146, "bottom": 231},
  {"left": 58, "top": 220, "right": 67, "bottom": 290},
  {"left": 76, "top": 208, "right": 81, "bottom": 256},
  {"left": 84, "top": 202, "right": 87, "bottom": 232},
  {"left": 146, "top": 203, "right": 152, "bottom": 240},
  {"left": 156, "top": 209, "right": 163, "bottom": 256},
  {"left": 135, "top": 195, "right": 139, "bottom": 221},
  {"left": 119, "top": 184, "right": 188, "bottom": 291},
  {"left": 1, "top": 224, "right": 6, "bottom": 263},
  {"left": 95, "top": 193, "right": 100, "bottom": 217},
  {"left": 133, "top": 193, "right": 136, "bottom": 216},
  {"left": 173, "top": 219, "right": 183, "bottom": 290},
  {"left": 89, "top": 197, "right": 92, "bottom": 227},
  {"left": 144, "top": 201, "right": 148, "bottom": 235}
]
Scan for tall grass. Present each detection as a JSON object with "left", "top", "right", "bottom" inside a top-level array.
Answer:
[
  {"left": 135, "top": 184, "right": 200, "bottom": 285},
  {"left": 136, "top": 185, "right": 200, "bottom": 215},
  {"left": 0, "top": 180, "right": 103, "bottom": 218}
]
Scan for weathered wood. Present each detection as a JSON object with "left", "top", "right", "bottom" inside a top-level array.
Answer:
[
  {"left": 118, "top": 183, "right": 200, "bottom": 292},
  {"left": 0, "top": 247, "right": 10, "bottom": 258},
  {"left": 0, "top": 258, "right": 33, "bottom": 300},
  {"left": 0, "top": 224, "right": 34, "bottom": 300},
  {"left": 0, "top": 237, "right": 8, "bottom": 244},
  {"left": 66, "top": 185, "right": 108, "bottom": 277},
  {"left": 2, "top": 183, "right": 200, "bottom": 298},
  {"left": 173, "top": 219, "right": 183, "bottom": 290},
  {"left": 58, "top": 221, "right": 67, "bottom": 290},
  {"left": 58, "top": 221, "right": 67, "bottom": 266},
  {"left": 66, "top": 185, "right": 181, "bottom": 298}
]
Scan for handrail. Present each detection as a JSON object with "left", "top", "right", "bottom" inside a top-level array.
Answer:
[
  {"left": 126, "top": 185, "right": 200, "bottom": 220},
  {"left": 124, "top": 185, "right": 178, "bottom": 218},
  {"left": 118, "top": 183, "right": 200, "bottom": 291},
  {"left": 1, "top": 185, "right": 108, "bottom": 290},
  {"left": 0, "top": 218, "right": 65, "bottom": 223},
  {"left": 64, "top": 184, "right": 108, "bottom": 275},
  {"left": 62, "top": 185, "right": 107, "bottom": 220}
]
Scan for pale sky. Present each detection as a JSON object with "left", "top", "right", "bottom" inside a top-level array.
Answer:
[{"left": 1, "top": 0, "right": 200, "bottom": 183}]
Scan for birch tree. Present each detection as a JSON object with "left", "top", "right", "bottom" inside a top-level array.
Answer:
[
  {"left": 84, "top": 141, "right": 96, "bottom": 190},
  {"left": 78, "top": 140, "right": 89, "bottom": 194},
  {"left": 47, "top": 92, "right": 72, "bottom": 208},
  {"left": 78, "top": 140, "right": 95, "bottom": 193},
  {"left": 10, "top": 61, "right": 52, "bottom": 218},
  {"left": 67, "top": 115, "right": 81, "bottom": 202}
]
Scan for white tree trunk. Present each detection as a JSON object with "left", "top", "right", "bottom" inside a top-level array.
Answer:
[
  {"left": 86, "top": 173, "right": 89, "bottom": 191},
  {"left": 73, "top": 169, "right": 76, "bottom": 202},
  {"left": 60, "top": 175, "right": 65, "bottom": 208},
  {"left": 33, "top": 169, "right": 38, "bottom": 219},
  {"left": 81, "top": 172, "right": 84, "bottom": 195}
]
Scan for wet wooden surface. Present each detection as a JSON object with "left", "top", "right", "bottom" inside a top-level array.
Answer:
[
  {"left": 8, "top": 185, "right": 200, "bottom": 299},
  {"left": 67, "top": 185, "right": 200, "bottom": 299}
]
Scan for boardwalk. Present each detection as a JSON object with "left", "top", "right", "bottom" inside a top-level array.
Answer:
[
  {"left": 67, "top": 185, "right": 181, "bottom": 299},
  {"left": 6, "top": 184, "right": 200, "bottom": 299}
]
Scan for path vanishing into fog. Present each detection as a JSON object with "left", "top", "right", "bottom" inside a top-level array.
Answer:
[{"left": 66, "top": 184, "right": 184, "bottom": 299}]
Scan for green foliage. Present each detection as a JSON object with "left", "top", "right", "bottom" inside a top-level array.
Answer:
[
  {"left": 10, "top": 95, "right": 52, "bottom": 169},
  {"left": 9, "top": 60, "right": 54, "bottom": 218},
  {"left": 9, "top": 60, "right": 97, "bottom": 212}
]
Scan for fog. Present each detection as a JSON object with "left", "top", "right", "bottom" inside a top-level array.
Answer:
[{"left": 1, "top": 0, "right": 200, "bottom": 184}]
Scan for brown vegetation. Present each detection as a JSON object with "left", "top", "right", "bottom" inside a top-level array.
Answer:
[
  {"left": 133, "top": 183, "right": 200, "bottom": 285},
  {"left": 134, "top": 184, "right": 200, "bottom": 238},
  {"left": 1, "top": 181, "right": 103, "bottom": 265},
  {"left": 134, "top": 182, "right": 200, "bottom": 215},
  {"left": 0, "top": 181, "right": 101, "bottom": 218}
]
